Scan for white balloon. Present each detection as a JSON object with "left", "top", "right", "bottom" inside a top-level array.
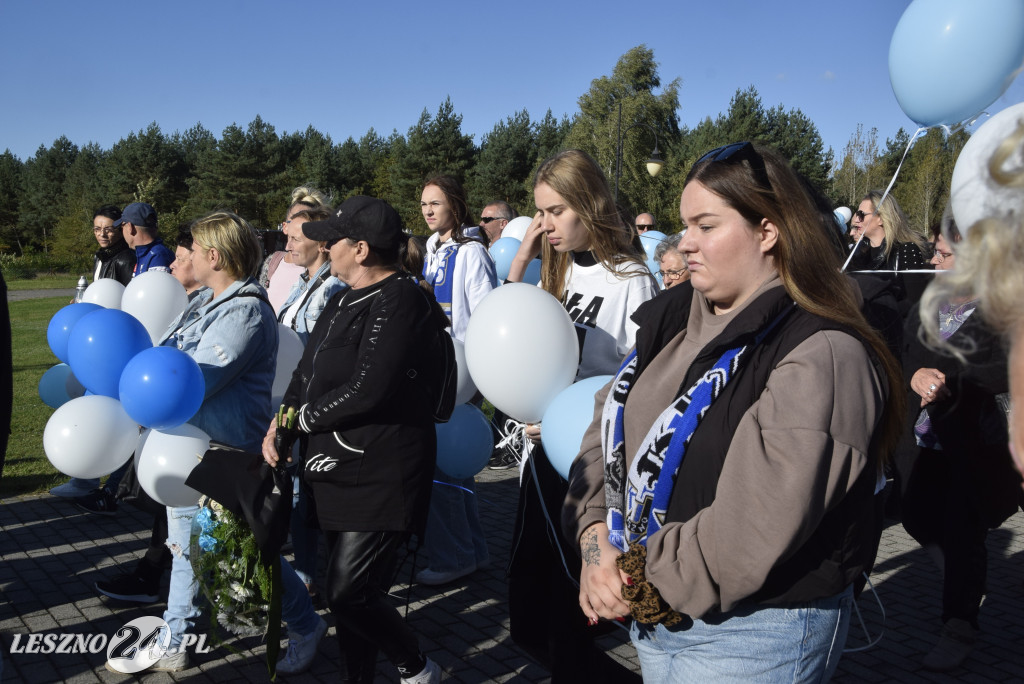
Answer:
[
  {"left": 835, "top": 206, "right": 853, "bottom": 225},
  {"left": 44, "top": 395, "right": 138, "bottom": 479},
  {"left": 82, "top": 279, "right": 125, "bottom": 309},
  {"left": 464, "top": 283, "right": 578, "bottom": 423},
  {"left": 951, "top": 102, "right": 1024, "bottom": 236},
  {"left": 272, "top": 325, "right": 305, "bottom": 408},
  {"left": 451, "top": 337, "right": 477, "bottom": 405},
  {"left": 136, "top": 424, "right": 210, "bottom": 507},
  {"left": 121, "top": 271, "right": 189, "bottom": 344},
  {"left": 502, "top": 216, "right": 532, "bottom": 242}
]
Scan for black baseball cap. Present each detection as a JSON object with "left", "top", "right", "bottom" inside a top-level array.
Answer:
[{"left": 302, "top": 196, "right": 402, "bottom": 250}]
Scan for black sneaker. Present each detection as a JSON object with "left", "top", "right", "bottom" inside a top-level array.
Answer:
[
  {"left": 95, "top": 573, "right": 160, "bottom": 604},
  {"left": 74, "top": 489, "right": 118, "bottom": 516},
  {"left": 488, "top": 447, "right": 519, "bottom": 470}
]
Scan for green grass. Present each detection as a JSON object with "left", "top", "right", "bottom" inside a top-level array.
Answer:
[
  {"left": 1, "top": 296, "right": 68, "bottom": 498},
  {"left": 5, "top": 274, "right": 80, "bottom": 291}
]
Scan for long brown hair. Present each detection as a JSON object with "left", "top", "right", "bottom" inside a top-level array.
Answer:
[
  {"left": 533, "top": 149, "right": 648, "bottom": 301},
  {"left": 686, "top": 142, "right": 905, "bottom": 468},
  {"left": 422, "top": 175, "right": 481, "bottom": 245}
]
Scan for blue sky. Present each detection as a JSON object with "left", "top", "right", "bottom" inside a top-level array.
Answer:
[{"left": 1, "top": 0, "right": 1022, "bottom": 163}]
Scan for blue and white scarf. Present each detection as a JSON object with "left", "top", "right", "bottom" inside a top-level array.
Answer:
[
  {"left": 425, "top": 242, "right": 459, "bottom": 321},
  {"left": 603, "top": 308, "right": 791, "bottom": 552}
]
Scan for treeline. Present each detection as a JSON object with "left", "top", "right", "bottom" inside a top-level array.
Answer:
[{"left": 0, "top": 46, "right": 965, "bottom": 267}]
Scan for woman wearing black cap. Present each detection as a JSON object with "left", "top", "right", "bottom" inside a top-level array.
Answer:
[{"left": 263, "top": 196, "right": 450, "bottom": 684}]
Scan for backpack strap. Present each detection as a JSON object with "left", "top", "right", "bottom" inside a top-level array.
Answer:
[{"left": 278, "top": 272, "right": 329, "bottom": 330}]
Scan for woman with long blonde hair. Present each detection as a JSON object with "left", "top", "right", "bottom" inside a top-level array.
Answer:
[
  {"left": 505, "top": 148, "right": 657, "bottom": 683},
  {"left": 849, "top": 189, "right": 929, "bottom": 271}
]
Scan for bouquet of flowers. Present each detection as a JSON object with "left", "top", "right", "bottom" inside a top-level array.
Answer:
[{"left": 191, "top": 500, "right": 272, "bottom": 638}]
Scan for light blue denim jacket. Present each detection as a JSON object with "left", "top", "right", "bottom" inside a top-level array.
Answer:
[
  {"left": 160, "top": 277, "right": 277, "bottom": 452},
  {"left": 277, "top": 261, "right": 345, "bottom": 345}
]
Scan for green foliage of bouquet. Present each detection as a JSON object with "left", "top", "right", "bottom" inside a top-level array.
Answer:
[{"left": 191, "top": 500, "right": 272, "bottom": 638}]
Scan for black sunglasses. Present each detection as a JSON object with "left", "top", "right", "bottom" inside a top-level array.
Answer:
[
  {"left": 696, "top": 141, "right": 771, "bottom": 189},
  {"left": 853, "top": 210, "right": 875, "bottom": 221},
  {"left": 479, "top": 216, "right": 506, "bottom": 224}
]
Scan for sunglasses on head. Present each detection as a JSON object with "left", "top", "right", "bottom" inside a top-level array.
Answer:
[{"left": 696, "top": 141, "right": 771, "bottom": 189}]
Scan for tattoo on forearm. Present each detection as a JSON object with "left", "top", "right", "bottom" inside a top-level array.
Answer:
[{"left": 581, "top": 528, "right": 601, "bottom": 566}]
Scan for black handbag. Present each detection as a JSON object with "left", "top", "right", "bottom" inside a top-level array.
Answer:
[
  {"left": 184, "top": 443, "right": 293, "bottom": 559},
  {"left": 113, "top": 456, "right": 165, "bottom": 516}
]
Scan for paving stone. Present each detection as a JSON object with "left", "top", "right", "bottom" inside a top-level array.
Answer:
[{"left": 5, "top": 477, "right": 1024, "bottom": 682}]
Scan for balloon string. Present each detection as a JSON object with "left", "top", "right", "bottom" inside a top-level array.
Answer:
[
  {"left": 495, "top": 418, "right": 528, "bottom": 457},
  {"left": 430, "top": 479, "right": 495, "bottom": 506},
  {"left": 841, "top": 126, "right": 925, "bottom": 274}
]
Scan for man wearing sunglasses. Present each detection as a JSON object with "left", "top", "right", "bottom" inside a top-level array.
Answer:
[
  {"left": 635, "top": 212, "right": 656, "bottom": 235},
  {"left": 478, "top": 201, "right": 517, "bottom": 244}
]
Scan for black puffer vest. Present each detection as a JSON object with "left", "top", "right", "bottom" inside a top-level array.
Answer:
[{"left": 631, "top": 282, "right": 884, "bottom": 607}]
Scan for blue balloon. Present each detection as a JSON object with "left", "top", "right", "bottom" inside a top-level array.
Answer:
[
  {"left": 38, "top": 363, "right": 74, "bottom": 409},
  {"left": 522, "top": 258, "right": 542, "bottom": 285},
  {"left": 46, "top": 303, "right": 102, "bottom": 364},
  {"left": 435, "top": 404, "right": 493, "bottom": 479},
  {"left": 541, "top": 375, "right": 613, "bottom": 479},
  {"left": 489, "top": 237, "right": 523, "bottom": 282},
  {"left": 67, "top": 309, "right": 153, "bottom": 398},
  {"left": 119, "top": 347, "right": 206, "bottom": 429},
  {"left": 889, "top": 0, "right": 1024, "bottom": 127},
  {"left": 639, "top": 231, "right": 668, "bottom": 260},
  {"left": 646, "top": 256, "right": 662, "bottom": 286}
]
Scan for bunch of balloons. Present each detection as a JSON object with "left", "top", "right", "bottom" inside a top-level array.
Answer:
[{"left": 41, "top": 271, "right": 208, "bottom": 506}]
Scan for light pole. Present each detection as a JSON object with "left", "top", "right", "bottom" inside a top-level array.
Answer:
[{"left": 614, "top": 101, "right": 664, "bottom": 202}]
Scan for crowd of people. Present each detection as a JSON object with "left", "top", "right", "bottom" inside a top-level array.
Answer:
[{"left": 34, "top": 126, "right": 1024, "bottom": 682}]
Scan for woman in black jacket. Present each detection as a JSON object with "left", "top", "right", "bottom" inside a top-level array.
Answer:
[
  {"left": 899, "top": 217, "right": 1021, "bottom": 672},
  {"left": 92, "top": 205, "right": 136, "bottom": 285},
  {"left": 263, "top": 196, "right": 449, "bottom": 684}
]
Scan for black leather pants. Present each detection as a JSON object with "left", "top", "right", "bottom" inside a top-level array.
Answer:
[{"left": 324, "top": 530, "right": 424, "bottom": 682}]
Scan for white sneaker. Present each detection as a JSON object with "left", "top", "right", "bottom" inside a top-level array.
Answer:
[
  {"left": 277, "top": 616, "right": 327, "bottom": 675},
  {"left": 50, "top": 478, "right": 100, "bottom": 498},
  {"left": 150, "top": 650, "right": 190, "bottom": 672},
  {"left": 401, "top": 657, "right": 441, "bottom": 684}
]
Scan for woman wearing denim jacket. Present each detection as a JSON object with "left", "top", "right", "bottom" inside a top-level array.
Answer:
[
  {"left": 275, "top": 205, "right": 345, "bottom": 604},
  {"left": 152, "top": 211, "right": 324, "bottom": 673},
  {"left": 278, "top": 205, "right": 346, "bottom": 345}
]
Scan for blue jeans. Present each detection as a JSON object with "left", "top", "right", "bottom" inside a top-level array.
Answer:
[
  {"left": 163, "top": 505, "right": 320, "bottom": 649},
  {"left": 289, "top": 458, "right": 319, "bottom": 587},
  {"left": 421, "top": 469, "right": 488, "bottom": 572},
  {"left": 631, "top": 585, "right": 853, "bottom": 683},
  {"left": 163, "top": 505, "right": 201, "bottom": 650},
  {"left": 280, "top": 556, "right": 320, "bottom": 638}
]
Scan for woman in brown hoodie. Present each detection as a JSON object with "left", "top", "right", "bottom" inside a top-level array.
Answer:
[{"left": 564, "top": 142, "right": 904, "bottom": 683}]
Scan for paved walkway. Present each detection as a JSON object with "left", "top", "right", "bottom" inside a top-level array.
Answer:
[
  {"left": 2, "top": 468, "right": 1023, "bottom": 682},
  {"left": 5, "top": 288, "right": 75, "bottom": 303}
]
